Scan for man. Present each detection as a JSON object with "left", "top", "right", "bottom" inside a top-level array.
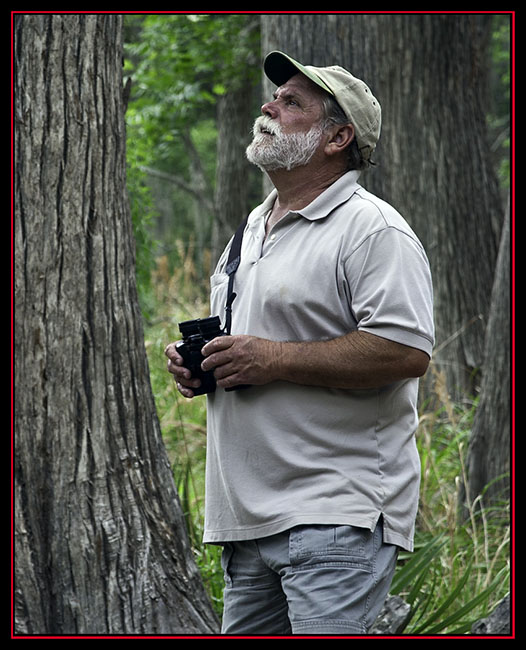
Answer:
[{"left": 165, "top": 51, "right": 434, "bottom": 635}]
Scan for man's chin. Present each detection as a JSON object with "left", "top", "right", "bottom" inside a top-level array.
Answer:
[{"left": 246, "top": 144, "right": 278, "bottom": 171}]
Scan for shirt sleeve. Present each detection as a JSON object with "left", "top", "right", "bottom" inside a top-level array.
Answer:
[{"left": 344, "top": 226, "right": 435, "bottom": 357}]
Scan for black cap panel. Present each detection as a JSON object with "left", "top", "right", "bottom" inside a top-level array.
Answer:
[{"left": 264, "top": 52, "right": 301, "bottom": 87}]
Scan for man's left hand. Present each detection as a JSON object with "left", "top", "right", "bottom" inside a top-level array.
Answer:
[{"left": 201, "top": 335, "right": 280, "bottom": 390}]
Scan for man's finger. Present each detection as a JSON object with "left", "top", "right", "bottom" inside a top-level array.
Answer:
[{"left": 201, "top": 335, "right": 234, "bottom": 357}]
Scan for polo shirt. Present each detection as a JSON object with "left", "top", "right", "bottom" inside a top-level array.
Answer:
[{"left": 203, "top": 170, "right": 434, "bottom": 552}]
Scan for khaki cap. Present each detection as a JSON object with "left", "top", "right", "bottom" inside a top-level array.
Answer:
[{"left": 264, "top": 51, "right": 381, "bottom": 160}]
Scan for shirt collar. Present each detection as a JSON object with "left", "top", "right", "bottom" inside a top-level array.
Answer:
[
  {"left": 298, "top": 170, "right": 361, "bottom": 221},
  {"left": 247, "top": 170, "right": 361, "bottom": 227},
  {"left": 247, "top": 189, "right": 278, "bottom": 229}
]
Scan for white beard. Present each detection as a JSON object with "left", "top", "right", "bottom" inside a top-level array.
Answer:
[{"left": 246, "top": 116, "right": 324, "bottom": 171}]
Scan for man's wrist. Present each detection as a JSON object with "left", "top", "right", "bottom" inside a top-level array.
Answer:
[{"left": 267, "top": 340, "right": 300, "bottom": 384}]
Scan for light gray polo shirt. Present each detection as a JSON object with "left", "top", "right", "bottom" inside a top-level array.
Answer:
[{"left": 203, "top": 171, "right": 434, "bottom": 551}]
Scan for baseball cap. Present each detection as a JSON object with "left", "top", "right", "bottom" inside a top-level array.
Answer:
[{"left": 264, "top": 50, "right": 381, "bottom": 160}]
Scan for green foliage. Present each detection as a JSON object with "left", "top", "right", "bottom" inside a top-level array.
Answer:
[
  {"left": 144, "top": 281, "right": 222, "bottom": 612},
  {"left": 124, "top": 14, "right": 259, "bottom": 174},
  {"left": 391, "top": 536, "right": 509, "bottom": 634},
  {"left": 124, "top": 14, "right": 260, "bottom": 299},
  {"left": 393, "top": 375, "right": 511, "bottom": 635}
]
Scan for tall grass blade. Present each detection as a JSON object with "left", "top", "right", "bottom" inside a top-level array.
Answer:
[
  {"left": 421, "top": 566, "right": 509, "bottom": 634},
  {"left": 390, "top": 535, "right": 446, "bottom": 596},
  {"left": 412, "top": 557, "right": 474, "bottom": 633}
]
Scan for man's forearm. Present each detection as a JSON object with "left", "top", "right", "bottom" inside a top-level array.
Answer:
[
  {"left": 270, "top": 330, "right": 429, "bottom": 390},
  {"left": 201, "top": 330, "right": 430, "bottom": 391}
]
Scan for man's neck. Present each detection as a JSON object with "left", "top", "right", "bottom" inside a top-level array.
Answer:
[{"left": 265, "top": 162, "right": 346, "bottom": 228}]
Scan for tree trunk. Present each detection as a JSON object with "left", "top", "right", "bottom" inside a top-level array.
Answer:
[
  {"left": 14, "top": 14, "right": 219, "bottom": 635},
  {"left": 464, "top": 201, "right": 511, "bottom": 509},
  {"left": 260, "top": 14, "right": 504, "bottom": 399},
  {"left": 212, "top": 68, "right": 258, "bottom": 265}
]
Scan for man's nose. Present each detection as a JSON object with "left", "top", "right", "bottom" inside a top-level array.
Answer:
[{"left": 261, "top": 100, "right": 278, "bottom": 119}]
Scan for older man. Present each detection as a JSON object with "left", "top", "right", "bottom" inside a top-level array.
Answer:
[{"left": 166, "top": 51, "right": 434, "bottom": 635}]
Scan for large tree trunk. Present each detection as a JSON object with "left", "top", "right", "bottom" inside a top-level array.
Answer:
[
  {"left": 14, "top": 14, "right": 219, "bottom": 635},
  {"left": 211, "top": 16, "right": 261, "bottom": 267},
  {"left": 360, "top": 14, "right": 503, "bottom": 400},
  {"left": 212, "top": 79, "right": 256, "bottom": 265},
  {"left": 464, "top": 202, "right": 511, "bottom": 509},
  {"left": 261, "top": 14, "right": 504, "bottom": 399}
]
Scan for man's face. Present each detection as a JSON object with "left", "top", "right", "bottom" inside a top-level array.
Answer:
[{"left": 246, "top": 73, "right": 327, "bottom": 171}]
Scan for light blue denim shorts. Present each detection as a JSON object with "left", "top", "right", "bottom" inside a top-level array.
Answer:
[{"left": 220, "top": 519, "right": 398, "bottom": 636}]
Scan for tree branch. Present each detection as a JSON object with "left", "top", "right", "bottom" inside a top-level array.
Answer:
[{"left": 139, "top": 165, "right": 215, "bottom": 213}]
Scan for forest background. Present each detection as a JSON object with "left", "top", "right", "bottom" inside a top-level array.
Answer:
[
  {"left": 123, "top": 12, "right": 512, "bottom": 633},
  {"left": 13, "top": 11, "right": 512, "bottom": 636}
]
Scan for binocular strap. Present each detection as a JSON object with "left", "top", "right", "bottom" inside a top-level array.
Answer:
[{"left": 224, "top": 215, "right": 249, "bottom": 336}]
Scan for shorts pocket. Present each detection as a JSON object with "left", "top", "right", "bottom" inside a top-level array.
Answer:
[
  {"left": 220, "top": 542, "right": 234, "bottom": 587},
  {"left": 289, "top": 524, "right": 373, "bottom": 572}
]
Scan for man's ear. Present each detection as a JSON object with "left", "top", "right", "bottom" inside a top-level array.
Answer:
[{"left": 324, "top": 124, "right": 355, "bottom": 156}]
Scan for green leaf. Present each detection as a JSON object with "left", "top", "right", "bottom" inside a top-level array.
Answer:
[
  {"left": 390, "top": 534, "right": 447, "bottom": 596},
  {"left": 412, "top": 557, "right": 474, "bottom": 633},
  {"left": 213, "top": 83, "right": 227, "bottom": 96},
  {"left": 421, "top": 566, "right": 509, "bottom": 635}
]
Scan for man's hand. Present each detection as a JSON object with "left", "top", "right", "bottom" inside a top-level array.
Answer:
[
  {"left": 201, "top": 335, "right": 280, "bottom": 390},
  {"left": 164, "top": 342, "right": 201, "bottom": 399},
  {"left": 167, "top": 329, "right": 429, "bottom": 397}
]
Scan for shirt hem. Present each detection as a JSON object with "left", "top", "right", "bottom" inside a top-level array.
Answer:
[{"left": 203, "top": 512, "right": 414, "bottom": 552}]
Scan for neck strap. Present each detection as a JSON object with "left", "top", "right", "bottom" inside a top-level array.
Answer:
[{"left": 224, "top": 215, "right": 249, "bottom": 335}]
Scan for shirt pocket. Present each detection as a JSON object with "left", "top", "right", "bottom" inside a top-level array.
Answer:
[{"left": 209, "top": 272, "right": 229, "bottom": 323}]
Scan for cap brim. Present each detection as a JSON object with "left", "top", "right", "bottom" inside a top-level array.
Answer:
[{"left": 264, "top": 51, "right": 334, "bottom": 96}]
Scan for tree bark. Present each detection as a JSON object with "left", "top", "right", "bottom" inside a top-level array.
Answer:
[
  {"left": 14, "top": 14, "right": 219, "bottom": 635},
  {"left": 260, "top": 13, "right": 504, "bottom": 399},
  {"left": 211, "top": 25, "right": 261, "bottom": 267},
  {"left": 464, "top": 201, "right": 511, "bottom": 509},
  {"left": 212, "top": 82, "right": 255, "bottom": 264}
]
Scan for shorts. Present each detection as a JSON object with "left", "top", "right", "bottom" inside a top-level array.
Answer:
[{"left": 220, "top": 519, "right": 398, "bottom": 635}]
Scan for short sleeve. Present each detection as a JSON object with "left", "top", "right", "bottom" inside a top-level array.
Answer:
[{"left": 344, "top": 226, "right": 435, "bottom": 357}]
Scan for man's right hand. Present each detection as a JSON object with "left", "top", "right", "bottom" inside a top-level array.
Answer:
[{"left": 164, "top": 342, "right": 201, "bottom": 399}]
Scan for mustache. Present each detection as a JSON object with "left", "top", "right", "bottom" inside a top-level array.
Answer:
[{"left": 252, "top": 115, "right": 282, "bottom": 138}]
